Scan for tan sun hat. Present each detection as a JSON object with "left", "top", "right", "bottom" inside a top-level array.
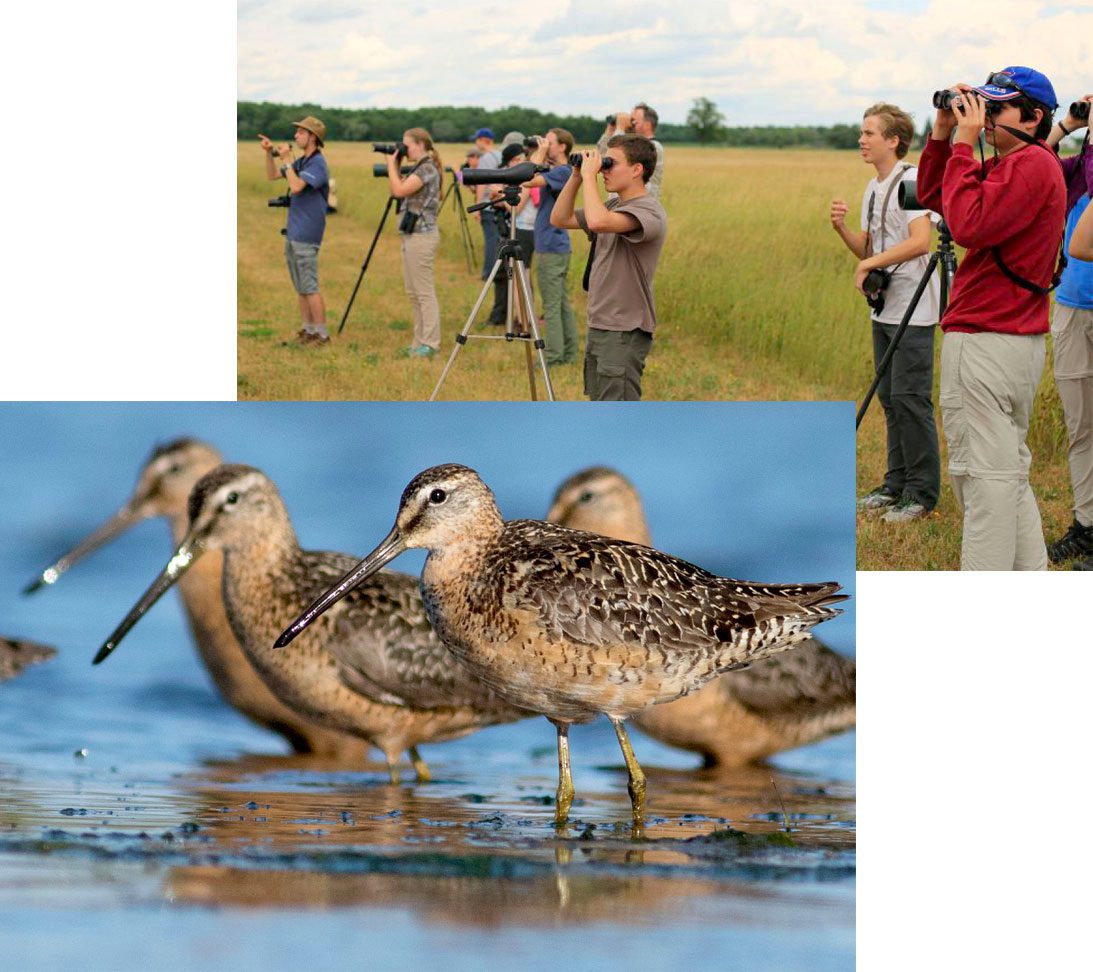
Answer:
[{"left": 292, "top": 116, "right": 326, "bottom": 146}]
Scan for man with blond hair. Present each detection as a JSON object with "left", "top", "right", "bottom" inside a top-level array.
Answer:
[{"left": 832, "top": 103, "right": 940, "bottom": 522}]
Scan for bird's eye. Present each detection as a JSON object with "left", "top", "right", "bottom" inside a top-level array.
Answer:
[
  {"left": 429, "top": 488, "right": 447, "bottom": 504},
  {"left": 579, "top": 490, "right": 594, "bottom": 503},
  {"left": 168, "top": 463, "right": 182, "bottom": 475},
  {"left": 225, "top": 492, "right": 239, "bottom": 507}
]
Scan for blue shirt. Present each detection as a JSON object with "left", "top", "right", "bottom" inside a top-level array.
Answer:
[
  {"left": 533, "top": 164, "right": 573, "bottom": 254},
  {"left": 286, "top": 152, "right": 330, "bottom": 245},
  {"left": 1057, "top": 194, "right": 1093, "bottom": 310}
]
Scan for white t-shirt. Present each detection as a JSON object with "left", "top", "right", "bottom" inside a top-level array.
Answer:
[{"left": 859, "top": 163, "right": 940, "bottom": 326}]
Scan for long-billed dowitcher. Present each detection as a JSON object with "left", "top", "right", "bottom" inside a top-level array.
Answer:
[
  {"left": 277, "top": 463, "right": 847, "bottom": 827},
  {"left": 93, "top": 464, "right": 530, "bottom": 782},
  {"left": 548, "top": 466, "right": 856, "bottom": 767},
  {"left": 0, "top": 637, "right": 56, "bottom": 682},
  {"left": 23, "top": 439, "right": 365, "bottom": 760}
]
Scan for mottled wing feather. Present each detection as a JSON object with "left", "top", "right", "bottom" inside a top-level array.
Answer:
[
  {"left": 492, "top": 521, "right": 842, "bottom": 668},
  {"left": 298, "top": 550, "right": 513, "bottom": 711},
  {"left": 0, "top": 637, "right": 56, "bottom": 682}
]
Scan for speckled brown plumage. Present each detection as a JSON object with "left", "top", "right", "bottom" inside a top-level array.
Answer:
[
  {"left": 96, "top": 464, "right": 530, "bottom": 779},
  {"left": 25, "top": 440, "right": 366, "bottom": 760},
  {"left": 0, "top": 637, "right": 55, "bottom": 682},
  {"left": 279, "top": 463, "right": 847, "bottom": 826},
  {"left": 548, "top": 466, "right": 856, "bottom": 766}
]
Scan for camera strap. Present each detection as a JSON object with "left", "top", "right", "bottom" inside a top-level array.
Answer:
[
  {"left": 866, "top": 163, "right": 912, "bottom": 266},
  {"left": 582, "top": 235, "right": 597, "bottom": 292},
  {"left": 984, "top": 133, "right": 1068, "bottom": 294}
]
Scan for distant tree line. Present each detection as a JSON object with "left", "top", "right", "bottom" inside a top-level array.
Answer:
[{"left": 238, "top": 100, "right": 868, "bottom": 149}]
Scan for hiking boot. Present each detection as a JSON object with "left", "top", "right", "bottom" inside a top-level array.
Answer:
[
  {"left": 857, "top": 485, "right": 900, "bottom": 512},
  {"left": 1047, "top": 519, "right": 1093, "bottom": 564},
  {"left": 882, "top": 493, "right": 930, "bottom": 522}
]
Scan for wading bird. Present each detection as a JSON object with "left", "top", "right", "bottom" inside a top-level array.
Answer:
[
  {"left": 277, "top": 464, "right": 846, "bottom": 828},
  {"left": 24, "top": 439, "right": 367, "bottom": 759},
  {"left": 93, "top": 464, "right": 531, "bottom": 782}
]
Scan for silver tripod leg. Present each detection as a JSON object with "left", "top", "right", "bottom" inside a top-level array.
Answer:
[
  {"left": 510, "top": 258, "right": 555, "bottom": 401},
  {"left": 429, "top": 257, "right": 507, "bottom": 401}
]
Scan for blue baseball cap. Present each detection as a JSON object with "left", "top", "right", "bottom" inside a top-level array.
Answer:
[
  {"left": 473, "top": 127, "right": 494, "bottom": 140},
  {"left": 971, "top": 66, "right": 1058, "bottom": 111}
]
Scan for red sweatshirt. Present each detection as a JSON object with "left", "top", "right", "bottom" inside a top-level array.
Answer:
[{"left": 917, "top": 138, "right": 1065, "bottom": 335}]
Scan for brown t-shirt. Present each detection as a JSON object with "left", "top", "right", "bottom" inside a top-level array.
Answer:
[{"left": 575, "top": 194, "right": 667, "bottom": 333}]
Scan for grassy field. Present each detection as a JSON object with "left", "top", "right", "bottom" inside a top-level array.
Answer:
[{"left": 237, "top": 142, "right": 1076, "bottom": 569}]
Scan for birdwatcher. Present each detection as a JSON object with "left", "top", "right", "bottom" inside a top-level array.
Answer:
[
  {"left": 524, "top": 128, "right": 578, "bottom": 365},
  {"left": 832, "top": 103, "right": 941, "bottom": 523},
  {"left": 551, "top": 134, "right": 668, "bottom": 401},
  {"left": 599, "top": 103, "right": 665, "bottom": 198},
  {"left": 258, "top": 116, "right": 331, "bottom": 345},
  {"left": 1043, "top": 94, "right": 1093, "bottom": 569},
  {"left": 916, "top": 66, "right": 1066, "bottom": 570},
  {"left": 472, "top": 127, "right": 505, "bottom": 324}
]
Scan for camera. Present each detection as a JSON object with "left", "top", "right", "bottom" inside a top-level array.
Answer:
[
  {"left": 460, "top": 161, "right": 545, "bottom": 187},
  {"left": 1071, "top": 101, "right": 1091, "bottom": 121},
  {"left": 268, "top": 194, "right": 291, "bottom": 208},
  {"left": 373, "top": 142, "right": 407, "bottom": 157},
  {"left": 862, "top": 269, "right": 892, "bottom": 314},
  {"left": 568, "top": 153, "right": 616, "bottom": 171},
  {"left": 373, "top": 164, "right": 415, "bottom": 177}
]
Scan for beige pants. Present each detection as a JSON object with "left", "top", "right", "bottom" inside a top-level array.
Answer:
[
  {"left": 400, "top": 230, "right": 441, "bottom": 350},
  {"left": 1051, "top": 303, "right": 1093, "bottom": 527},
  {"left": 940, "top": 331, "right": 1047, "bottom": 571}
]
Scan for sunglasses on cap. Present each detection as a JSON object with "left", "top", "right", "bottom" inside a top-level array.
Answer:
[{"left": 983, "top": 72, "right": 1026, "bottom": 97}]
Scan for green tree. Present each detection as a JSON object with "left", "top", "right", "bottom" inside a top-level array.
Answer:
[{"left": 686, "top": 97, "right": 726, "bottom": 144}]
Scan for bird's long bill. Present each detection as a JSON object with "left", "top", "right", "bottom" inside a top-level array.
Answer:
[
  {"left": 92, "top": 536, "right": 203, "bottom": 665},
  {"left": 274, "top": 525, "right": 406, "bottom": 649},
  {"left": 23, "top": 499, "right": 145, "bottom": 595}
]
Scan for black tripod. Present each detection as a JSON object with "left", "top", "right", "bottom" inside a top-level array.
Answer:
[
  {"left": 336, "top": 194, "right": 397, "bottom": 336},
  {"left": 442, "top": 168, "right": 477, "bottom": 274},
  {"left": 431, "top": 187, "right": 554, "bottom": 401},
  {"left": 856, "top": 220, "right": 956, "bottom": 429}
]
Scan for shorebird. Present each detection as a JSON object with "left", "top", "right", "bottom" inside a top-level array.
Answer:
[
  {"left": 277, "top": 464, "right": 847, "bottom": 827},
  {"left": 23, "top": 439, "right": 365, "bottom": 760},
  {"left": 547, "top": 466, "right": 856, "bottom": 767},
  {"left": 0, "top": 637, "right": 55, "bottom": 682},
  {"left": 92, "top": 464, "right": 530, "bottom": 782}
]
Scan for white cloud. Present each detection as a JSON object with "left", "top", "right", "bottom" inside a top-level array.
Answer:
[{"left": 237, "top": 0, "right": 1093, "bottom": 125}]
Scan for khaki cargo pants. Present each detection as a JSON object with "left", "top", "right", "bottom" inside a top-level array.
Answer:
[
  {"left": 1051, "top": 303, "right": 1093, "bottom": 527},
  {"left": 940, "top": 331, "right": 1047, "bottom": 571}
]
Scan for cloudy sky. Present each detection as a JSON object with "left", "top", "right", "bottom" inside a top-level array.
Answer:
[{"left": 238, "top": 0, "right": 1092, "bottom": 126}]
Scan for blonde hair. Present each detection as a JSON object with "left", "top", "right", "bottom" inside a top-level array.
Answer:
[
  {"left": 405, "top": 127, "right": 444, "bottom": 180},
  {"left": 863, "top": 103, "right": 915, "bottom": 159}
]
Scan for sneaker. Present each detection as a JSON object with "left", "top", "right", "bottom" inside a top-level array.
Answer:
[
  {"left": 1047, "top": 519, "right": 1093, "bottom": 564},
  {"left": 409, "top": 345, "right": 436, "bottom": 358},
  {"left": 857, "top": 485, "right": 900, "bottom": 512},
  {"left": 882, "top": 493, "right": 930, "bottom": 522}
]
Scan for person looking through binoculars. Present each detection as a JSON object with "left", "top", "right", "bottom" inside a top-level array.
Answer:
[
  {"left": 917, "top": 66, "right": 1066, "bottom": 570},
  {"left": 525, "top": 129, "right": 578, "bottom": 365},
  {"left": 471, "top": 128, "right": 505, "bottom": 325},
  {"left": 1043, "top": 93, "right": 1093, "bottom": 568},
  {"left": 258, "top": 115, "right": 331, "bottom": 345},
  {"left": 832, "top": 103, "right": 940, "bottom": 523},
  {"left": 551, "top": 134, "right": 667, "bottom": 401},
  {"left": 386, "top": 128, "right": 443, "bottom": 358},
  {"left": 599, "top": 103, "right": 664, "bottom": 198}
]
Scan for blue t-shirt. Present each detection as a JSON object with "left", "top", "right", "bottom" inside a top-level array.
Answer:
[
  {"left": 533, "top": 164, "right": 573, "bottom": 254},
  {"left": 1057, "top": 193, "right": 1093, "bottom": 310},
  {"left": 286, "top": 152, "right": 330, "bottom": 245}
]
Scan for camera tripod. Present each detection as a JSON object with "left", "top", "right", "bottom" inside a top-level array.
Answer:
[
  {"left": 856, "top": 219, "right": 956, "bottom": 429},
  {"left": 337, "top": 193, "right": 397, "bottom": 335},
  {"left": 442, "top": 169, "right": 477, "bottom": 275},
  {"left": 430, "top": 186, "right": 554, "bottom": 401}
]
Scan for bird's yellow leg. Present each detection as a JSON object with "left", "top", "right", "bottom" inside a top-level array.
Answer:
[
  {"left": 610, "top": 717, "right": 647, "bottom": 826},
  {"left": 409, "top": 746, "right": 431, "bottom": 783},
  {"left": 550, "top": 719, "right": 575, "bottom": 827}
]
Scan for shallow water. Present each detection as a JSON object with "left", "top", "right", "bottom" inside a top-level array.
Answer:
[{"left": 0, "top": 403, "right": 855, "bottom": 970}]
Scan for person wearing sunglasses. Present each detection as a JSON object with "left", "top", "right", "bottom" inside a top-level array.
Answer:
[{"left": 916, "top": 66, "right": 1066, "bottom": 570}]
